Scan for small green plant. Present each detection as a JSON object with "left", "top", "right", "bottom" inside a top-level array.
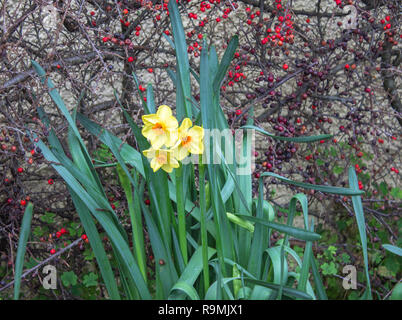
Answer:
[{"left": 13, "top": 0, "right": 374, "bottom": 301}]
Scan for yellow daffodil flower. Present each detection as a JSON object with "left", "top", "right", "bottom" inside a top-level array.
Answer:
[
  {"left": 143, "top": 147, "right": 180, "bottom": 173},
  {"left": 142, "top": 105, "right": 178, "bottom": 149},
  {"left": 173, "top": 118, "right": 204, "bottom": 161}
]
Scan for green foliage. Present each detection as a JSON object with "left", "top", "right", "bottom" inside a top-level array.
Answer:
[
  {"left": 93, "top": 143, "right": 114, "bottom": 163},
  {"left": 61, "top": 271, "right": 78, "bottom": 287},
  {"left": 19, "top": 0, "right": 377, "bottom": 301},
  {"left": 390, "top": 187, "right": 402, "bottom": 199},
  {"left": 390, "top": 283, "right": 402, "bottom": 300},
  {"left": 14, "top": 202, "right": 34, "bottom": 300},
  {"left": 83, "top": 273, "right": 99, "bottom": 288},
  {"left": 333, "top": 165, "right": 344, "bottom": 175},
  {"left": 40, "top": 212, "right": 56, "bottom": 224},
  {"left": 320, "top": 262, "right": 337, "bottom": 276}
]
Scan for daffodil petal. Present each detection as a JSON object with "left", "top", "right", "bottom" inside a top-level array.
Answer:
[
  {"left": 174, "top": 145, "right": 190, "bottom": 161},
  {"left": 150, "top": 157, "right": 163, "bottom": 172},
  {"left": 166, "top": 129, "right": 179, "bottom": 147},
  {"left": 188, "top": 126, "right": 204, "bottom": 139},
  {"left": 179, "top": 118, "right": 192, "bottom": 134},
  {"left": 170, "top": 158, "right": 180, "bottom": 168},
  {"left": 150, "top": 134, "right": 167, "bottom": 149},
  {"left": 161, "top": 164, "right": 174, "bottom": 173},
  {"left": 143, "top": 147, "right": 152, "bottom": 158},
  {"left": 141, "top": 124, "right": 154, "bottom": 139},
  {"left": 164, "top": 116, "right": 179, "bottom": 130},
  {"left": 142, "top": 114, "right": 159, "bottom": 125},
  {"left": 162, "top": 156, "right": 180, "bottom": 172},
  {"left": 157, "top": 105, "right": 173, "bottom": 121},
  {"left": 189, "top": 141, "right": 204, "bottom": 154}
]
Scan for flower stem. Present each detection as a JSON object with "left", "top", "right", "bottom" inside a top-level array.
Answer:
[
  {"left": 176, "top": 166, "right": 188, "bottom": 265},
  {"left": 199, "top": 156, "right": 209, "bottom": 295}
]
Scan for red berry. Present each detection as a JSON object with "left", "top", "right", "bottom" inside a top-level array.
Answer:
[
  {"left": 128, "top": 56, "right": 134, "bottom": 63},
  {"left": 50, "top": 249, "right": 56, "bottom": 255},
  {"left": 20, "top": 200, "right": 26, "bottom": 206},
  {"left": 60, "top": 228, "right": 67, "bottom": 234},
  {"left": 235, "top": 109, "right": 242, "bottom": 116},
  {"left": 283, "top": 64, "right": 289, "bottom": 70},
  {"left": 81, "top": 234, "right": 88, "bottom": 240},
  {"left": 17, "top": 167, "right": 23, "bottom": 173},
  {"left": 102, "top": 36, "right": 109, "bottom": 43},
  {"left": 145, "top": 199, "right": 150, "bottom": 205},
  {"left": 48, "top": 179, "right": 54, "bottom": 185},
  {"left": 56, "top": 232, "right": 62, "bottom": 238}
]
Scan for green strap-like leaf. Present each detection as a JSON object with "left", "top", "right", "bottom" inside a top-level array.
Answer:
[
  {"left": 235, "top": 213, "right": 321, "bottom": 241},
  {"left": 169, "top": 246, "right": 216, "bottom": 300},
  {"left": 69, "top": 189, "right": 121, "bottom": 299},
  {"left": 212, "top": 35, "right": 239, "bottom": 94},
  {"left": 168, "top": 0, "right": 192, "bottom": 119},
  {"left": 241, "top": 124, "right": 332, "bottom": 143},
  {"left": 383, "top": 244, "right": 402, "bottom": 257},
  {"left": 348, "top": 167, "right": 372, "bottom": 299},
  {"left": 14, "top": 202, "right": 33, "bottom": 300},
  {"left": 259, "top": 172, "right": 364, "bottom": 196}
]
